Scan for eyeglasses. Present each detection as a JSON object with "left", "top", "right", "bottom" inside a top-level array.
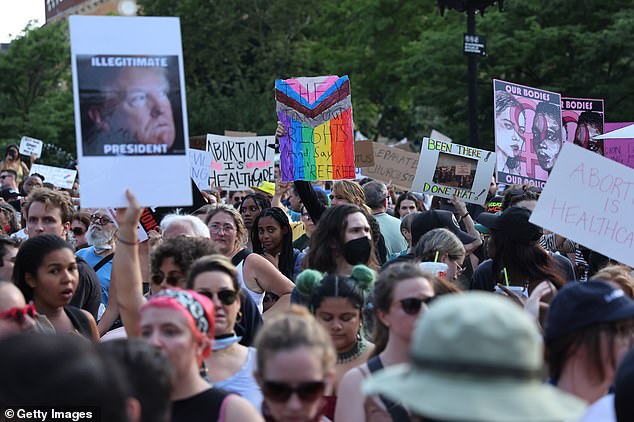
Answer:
[
  {"left": 261, "top": 380, "right": 326, "bottom": 402},
  {"left": 71, "top": 227, "right": 86, "bottom": 236},
  {"left": 150, "top": 273, "right": 185, "bottom": 287},
  {"left": 209, "top": 223, "right": 236, "bottom": 235},
  {"left": 90, "top": 214, "right": 114, "bottom": 226},
  {"left": 398, "top": 296, "right": 435, "bottom": 315},
  {"left": 0, "top": 303, "right": 36, "bottom": 326},
  {"left": 329, "top": 194, "right": 346, "bottom": 201},
  {"left": 196, "top": 289, "right": 237, "bottom": 306}
]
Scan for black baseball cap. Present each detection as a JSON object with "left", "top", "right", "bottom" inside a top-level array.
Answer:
[
  {"left": 411, "top": 209, "right": 477, "bottom": 246},
  {"left": 477, "top": 206, "right": 542, "bottom": 244},
  {"left": 545, "top": 281, "right": 634, "bottom": 341}
]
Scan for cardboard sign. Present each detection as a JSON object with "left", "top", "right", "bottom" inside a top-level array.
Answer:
[
  {"left": 430, "top": 130, "right": 453, "bottom": 143},
  {"left": 493, "top": 79, "right": 562, "bottom": 188},
  {"left": 275, "top": 75, "right": 355, "bottom": 181},
  {"left": 412, "top": 138, "right": 496, "bottom": 205},
  {"left": 69, "top": 16, "right": 192, "bottom": 208},
  {"left": 561, "top": 97, "right": 605, "bottom": 155},
  {"left": 189, "top": 149, "right": 212, "bottom": 192},
  {"left": 206, "top": 134, "right": 274, "bottom": 190},
  {"left": 224, "top": 130, "right": 257, "bottom": 137},
  {"left": 19, "top": 136, "right": 43, "bottom": 158},
  {"left": 30, "top": 164, "right": 77, "bottom": 190},
  {"left": 354, "top": 140, "right": 375, "bottom": 168},
  {"left": 362, "top": 143, "right": 420, "bottom": 191},
  {"left": 530, "top": 143, "right": 634, "bottom": 268}
]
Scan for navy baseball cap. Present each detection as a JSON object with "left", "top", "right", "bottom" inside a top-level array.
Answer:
[
  {"left": 545, "top": 281, "right": 634, "bottom": 341},
  {"left": 411, "top": 209, "right": 477, "bottom": 246},
  {"left": 477, "top": 206, "right": 542, "bottom": 244}
]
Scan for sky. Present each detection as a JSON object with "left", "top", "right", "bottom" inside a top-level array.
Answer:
[{"left": 0, "top": 0, "right": 45, "bottom": 44}]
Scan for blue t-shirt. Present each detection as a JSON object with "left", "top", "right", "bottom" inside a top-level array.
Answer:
[{"left": 76, "top": 246, "right": 112, "bottom": 306}]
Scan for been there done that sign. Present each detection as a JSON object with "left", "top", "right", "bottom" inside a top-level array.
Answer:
[
  {"left": 412, "top": 138, "right": 495, "bottom": 206},
  {"left": 530, "top": 142, "right": 634, "bottom": 267}
]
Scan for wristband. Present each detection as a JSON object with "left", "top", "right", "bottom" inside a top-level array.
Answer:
[{"left": 117, "top": 237, "right": 137, "bottom": 245}]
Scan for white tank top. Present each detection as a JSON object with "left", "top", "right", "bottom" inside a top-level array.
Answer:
[{"left": 236, "top": 259, "right": 265, "bottom": 314}]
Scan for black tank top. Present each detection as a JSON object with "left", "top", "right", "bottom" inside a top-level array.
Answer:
[{"left": 171, "top": 388, "right": 232, "bottom": 422}]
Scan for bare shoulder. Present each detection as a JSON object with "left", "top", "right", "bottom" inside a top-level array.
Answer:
[{"left": 223, "top": 394, "right": 263, "bottom": 421}]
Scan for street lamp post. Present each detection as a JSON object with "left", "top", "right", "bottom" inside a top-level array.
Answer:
[{"left": 437, "top": 0, "right": 503, "bottom": 148}]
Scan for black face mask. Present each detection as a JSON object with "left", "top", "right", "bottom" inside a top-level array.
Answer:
[{"left": 342, "top": 237, "right": 372, "bottom": 266}]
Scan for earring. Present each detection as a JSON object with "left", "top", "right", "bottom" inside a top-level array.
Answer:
[{"left": 236, "top": 311, "right": 243, "bottom": 323}]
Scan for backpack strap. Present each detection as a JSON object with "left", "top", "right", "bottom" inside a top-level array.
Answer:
[
  {"left": 231, "top": 249, "right": 251, "bottom": 267},
  {"left": 367, "top": 356, "right": 411, "bottom": 422},
  {"left": 92, "top": 253, "right": 114, "bottom": 272}
]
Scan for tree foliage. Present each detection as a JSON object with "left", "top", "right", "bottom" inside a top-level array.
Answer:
[
  {"left": 0, "top": 21, "right": 74, "bottom": 166},
  {"left": 1, "top": 0, "right": 633, "bottom": 159}
]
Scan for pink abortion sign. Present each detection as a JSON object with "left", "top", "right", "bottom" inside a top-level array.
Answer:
[{"left": 604, "top": 122, "right": 634, "bottom": 169}]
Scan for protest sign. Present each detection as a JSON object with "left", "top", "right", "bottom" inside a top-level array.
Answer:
[
  {"left": 275, "top": 75, "right": 355, "bottom": 181},
  {"left": 561, "top": 97, "right": 604, "bottom": 155},
  {"left": 19, "top": 136, "right": 43, "bottom": 158},
  {"left": 412, "top": 138, "right": 496, "bottom": 205},
  {"left": 362, "top": 143, "right": 419, "bottom": 191},
  {"left": 206, "top": 134, "right": 275, "bottom": 190},
  {"left": 603, "top": 122, "right": 634, "bottom": 168},
  {"left": 493, "top": 79, "right": 562, "bottom": 188},
  {"left": 354, "top": 141, "right": 375, "bottom": 167},
  {"left": 530, "top": 143, "right": 634, "bottom": 268},
  {"left": 224, "top": 130, "right": 257, "bottom": 137},
  {"left": 189, "top": 148, "right": 212, "bottom": 191},
  {"left": 30, "top": 164, "right": 77, "bottom": 190},
  {"left": 70, "top": 16, "right": 191, "bottom": 208}
]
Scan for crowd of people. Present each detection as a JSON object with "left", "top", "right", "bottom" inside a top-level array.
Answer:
[{"left": 1, "top": 130, "right": 634, "bottom": 422}]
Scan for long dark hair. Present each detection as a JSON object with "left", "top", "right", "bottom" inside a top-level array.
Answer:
[
  {"left": 305, "top": 204, "right": 379, "bottom": 274},
  {"left": 489, "top": 233, "right": 566, "bottom": 289},
  {"left": 394, "top": 192, "right": 423, "bottom": 218},
  {"left": 251, "top": 207, "right": 295, "bottom": 280},
  {"left": 13, "top": 234, "right": 74, "bottom": 302}
]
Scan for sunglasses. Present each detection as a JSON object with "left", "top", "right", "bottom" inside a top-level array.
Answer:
[
  {"left": 196, "top": 289, "right": 237, "bottom": 306},
  {"left": 90, "top": 214, "right": 114, "bottom": 225},
  {"left": 261, "top": 380, "right": 326, "bottom": 402},
  {"left": 71, "top": 227, "right": 85, "bottom": 236},
  {"left": 399, "top": 296, "right": 435, "bottom": 315},
  {"left": 150, "top": 273, "right": 184, "bottom": 287},
  {"left": 0, "top": 303, "right": 36, "bottom": 326}
]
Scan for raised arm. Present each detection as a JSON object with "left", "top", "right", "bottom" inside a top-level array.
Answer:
[{"left": 113, "top": 190, "right": 146, "bottom": 337}]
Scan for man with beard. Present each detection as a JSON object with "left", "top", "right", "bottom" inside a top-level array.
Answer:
[
  {"left": 26, "top": 188, "right": 101, "bottom": 320},
  {"left": 533, "top": 101, "right": 564, "bottom": 173},
  {"left": 76, "top": 210, "right": 117, "bottom": 317}
]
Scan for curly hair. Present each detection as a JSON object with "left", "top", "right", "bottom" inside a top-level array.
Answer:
[
  {"left": 205, "top": 205, "right": 247, "bottom": 248},
  {"left": 150, "top": 236, "right": 217, "bottom": 276}
]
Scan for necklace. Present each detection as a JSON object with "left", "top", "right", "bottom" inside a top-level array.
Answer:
[{"left": 337, "top": 338, "right": 368, "bottom": 364}]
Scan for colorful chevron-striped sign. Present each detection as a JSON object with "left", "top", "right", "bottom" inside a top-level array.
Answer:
[{"left": 275, "top": 75, "right": 355, "bottom": 181}]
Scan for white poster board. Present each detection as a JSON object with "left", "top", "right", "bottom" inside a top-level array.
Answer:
[
  {"left": 30, "top": 164, "right": 77, "bottom": 190},
  {"left": 189, "top": 149, "right": 212, "bottom": 192},
  {"left": 206, "top": 134, "right": 275, "bottom": 190},
  {"left": 19, "top": 136, "right": 43, "bottom": 158},
  {"left": 411, "top": 137, "right": 496, "bottom": 206},
  {"left": 530, "top": 143, "right": 634, "bottom": 268},
  {"left": 70, "top": 16, "right": 192, "bottom": 208}
]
